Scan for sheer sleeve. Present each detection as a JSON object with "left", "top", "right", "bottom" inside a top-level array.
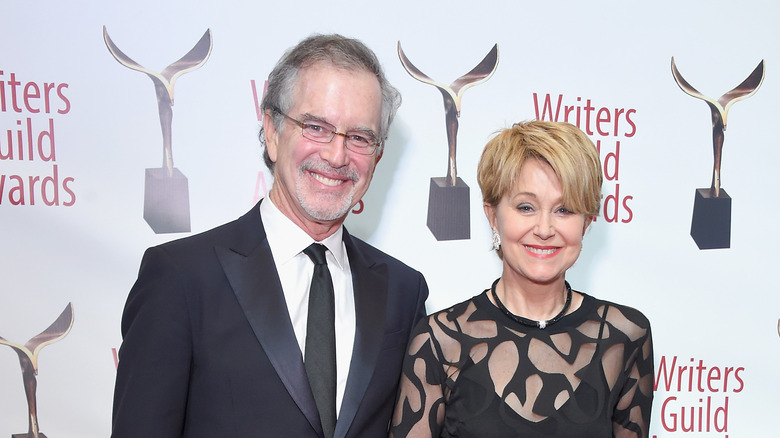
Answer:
[
  {"left": 611, "top": 308, "right": 654, "bottom": 438},
  {"left": 390, "top": 315, "right": 447, "bottom": 438}
]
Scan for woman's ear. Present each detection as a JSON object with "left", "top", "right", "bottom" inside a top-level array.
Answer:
[
  {"left": 582, "top": 216, "right": 594, "bottom": 236},
  {"left": 484, "top": 202, "right": 498, "bottom": 230}
]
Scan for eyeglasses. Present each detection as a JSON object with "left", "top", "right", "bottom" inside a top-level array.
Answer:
[{"left": 273, "top": 107, "right": 382, "bottom": 155}]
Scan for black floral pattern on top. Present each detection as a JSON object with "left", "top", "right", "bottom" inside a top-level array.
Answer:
[{"left": 390, "top": 287, "right": 654, "bottom": 438}]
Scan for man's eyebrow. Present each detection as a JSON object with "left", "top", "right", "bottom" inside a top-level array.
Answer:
[
  {"left": 302, "top": 113, "right": 378, "bottom": 136},
  {"left": 301, "top": 113, "right": 331, "bottom": 124}
]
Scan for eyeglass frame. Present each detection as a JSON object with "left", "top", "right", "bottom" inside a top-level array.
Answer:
[{"left": 271, "top": 106, "right": 383, "bottom": 156}]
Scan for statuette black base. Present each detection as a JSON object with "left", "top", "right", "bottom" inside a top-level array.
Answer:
[
  {"left": 690, "top": 188, "right": 731, "bottom": 250},
  {"left": 143, "top": 167, "right": 191, "bottom": 234},
  {"left": 13, "top": 433, "right": 48, "bottom": 438},
  {"left": 427, "top": 177, "right": 470, "bottom": 241}
]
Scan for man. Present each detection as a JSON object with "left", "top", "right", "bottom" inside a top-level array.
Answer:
[{"left": 112, "top": 34, "right": 428, "bottom": 438}]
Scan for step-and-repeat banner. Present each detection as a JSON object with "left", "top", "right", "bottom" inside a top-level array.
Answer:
[{"left": 2, "top": 1, "right": 778, "bottom": 437}]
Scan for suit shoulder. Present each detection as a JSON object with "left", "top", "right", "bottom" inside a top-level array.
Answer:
[
  {"left": 348, "top": 235, "right": 422, "bottom": 275},
  {"left": 151, "top": 205, "right": 261, "bottom": 255}
]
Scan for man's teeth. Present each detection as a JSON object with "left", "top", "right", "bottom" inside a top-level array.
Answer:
[{"left": 312, "top": 172, "right": 343, "bottom": 186}]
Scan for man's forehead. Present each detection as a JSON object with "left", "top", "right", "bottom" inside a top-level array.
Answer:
[
  {"left": 294, "top": 62, "right": 379, "bottom": 91},
  {"left": 299, "top": 60, "right": 370, "bottom": 78},
  {"left": 290, "top": 64, "right": 382, "bottom": 127}
]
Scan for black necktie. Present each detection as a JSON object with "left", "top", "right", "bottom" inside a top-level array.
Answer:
[{"left": 303, "top": 243, "right": 336, "bottom": 438}]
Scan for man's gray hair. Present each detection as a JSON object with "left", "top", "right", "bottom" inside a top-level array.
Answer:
[{"left": 258, "top": 34, "right": 402, "bottom": 172}]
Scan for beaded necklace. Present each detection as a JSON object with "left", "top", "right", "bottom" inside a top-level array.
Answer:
[{"left": 490, "top": 278, "right": 572, "bottom": 329}]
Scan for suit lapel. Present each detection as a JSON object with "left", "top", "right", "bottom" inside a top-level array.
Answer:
[
  {"left": 215, "top": 206, "right": 322, "bottom": 436},
  {"left": 334, "top": 232, "right": 388, "bottom": 438}
]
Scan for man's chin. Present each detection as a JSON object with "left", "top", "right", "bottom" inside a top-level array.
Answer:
[
  {"left": 297, "top": 183, "right": 359, "bottom": 220},
  {"left": 300, "top": 199, "right": 353, "bottom": 222}
]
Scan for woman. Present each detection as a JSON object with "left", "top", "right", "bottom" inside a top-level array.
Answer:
[{"left": 390, "top": 121, "right": 653, "bottom": 438}]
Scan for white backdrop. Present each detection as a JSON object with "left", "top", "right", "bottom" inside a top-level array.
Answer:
[{"left": 1, "top": 1, "right": 778, "bottom": 437}]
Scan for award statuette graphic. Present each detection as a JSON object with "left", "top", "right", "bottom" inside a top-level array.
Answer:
[
  {"left": 0, "top": 303, "right": 74, "bottom": 438},
  {"left": 671, "top": 57, "right": 764, "bottom": 250},
  {"left": 103, "top": 26, "right": 213, "bottom": 234},
  {"left": 398, "top": 43, "right": 499, "bottom": 241}
]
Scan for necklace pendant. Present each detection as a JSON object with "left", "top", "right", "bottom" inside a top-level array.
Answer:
[{"left": 538, "top": 320, "right": 547, "bottom": 329}]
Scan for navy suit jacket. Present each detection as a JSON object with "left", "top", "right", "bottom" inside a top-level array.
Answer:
[{"left": 111, "top": 202, "right": 428, "bottom": 437}]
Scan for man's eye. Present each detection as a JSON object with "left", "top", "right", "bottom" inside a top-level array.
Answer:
[
  {"left": 347, "top": 134, "right": 371, "bottom": 145},
  {"left": 304, "top": 122, "right": 329, "bottom": 134}
]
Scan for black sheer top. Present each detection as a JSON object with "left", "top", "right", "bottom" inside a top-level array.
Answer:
[{"left": 390, "top": 287, "right": 653, "bottom": 438}]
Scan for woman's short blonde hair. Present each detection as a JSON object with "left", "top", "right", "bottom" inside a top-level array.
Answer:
[{"left": 477, "top": 120, "right": 603, "bottom": 217}]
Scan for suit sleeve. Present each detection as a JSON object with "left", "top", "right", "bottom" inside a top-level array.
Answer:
[
  {"left": 111, "top": 246, "right": 194, "bottom": 438},
  {"left": 412, "top": 272, "right": 429, "bottom": 330}
]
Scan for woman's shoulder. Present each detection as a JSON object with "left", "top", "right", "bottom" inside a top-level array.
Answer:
[
  {"left": 420, "top": 292, "right": 484, "bottom": 324},
  {"left": 582, "top": 293, "right": 652, "bottom": 339},
  {"left": 407, "top": 291, "right": 499, "bottom": 370},
  {"left": 412, "top": 290, "right": 496, "bottom": 339}
]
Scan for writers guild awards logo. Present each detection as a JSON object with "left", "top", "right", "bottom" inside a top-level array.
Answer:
[
  {"left": 671, "top": 57, "right": 764, "bottom": 250},
  {"left": 103, "top": 26, "right": 213, "bottom": 234},
  {"left": 0, "top": 303, "right": 74, "bottom": 438},
  {"left": 398, "top": 42, "right": 499, "bottom": 241}
]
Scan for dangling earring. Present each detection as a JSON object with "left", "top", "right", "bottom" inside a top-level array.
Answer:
[{"left": 491, "top": 229, "right": 501, "bottom": 251}]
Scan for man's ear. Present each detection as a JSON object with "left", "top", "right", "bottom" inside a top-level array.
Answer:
[
  {"left": 374, "top": 144, "right": 383, "bottom": 164},
  {"left": 263, "top": 110, "right": 279, "bottom": 163}
]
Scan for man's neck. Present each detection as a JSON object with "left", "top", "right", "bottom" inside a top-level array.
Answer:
[{"left": 267, "top": 188, "right": 345, "bottom": 241}]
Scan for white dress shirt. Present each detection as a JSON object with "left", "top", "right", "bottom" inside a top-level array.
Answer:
[{"left": 259, "top": 199, "right": 356, "bottom": 416}]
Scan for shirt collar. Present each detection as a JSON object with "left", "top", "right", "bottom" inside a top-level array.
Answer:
[{"left": 260, "top": 198, "right": 348, "bottom": 270}]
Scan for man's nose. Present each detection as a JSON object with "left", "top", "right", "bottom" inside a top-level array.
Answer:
[{"left": 320, "top": 133, "right": 350, "bottom": 167}]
